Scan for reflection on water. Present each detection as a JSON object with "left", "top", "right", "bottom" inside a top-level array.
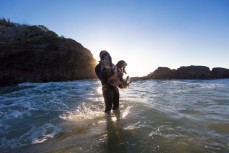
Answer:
[
  {"left": 0, "top": 79, "right": 229, "bottom": 153},
  {"left": 100, "top": 112, "right": 130, "bottom": 153}
]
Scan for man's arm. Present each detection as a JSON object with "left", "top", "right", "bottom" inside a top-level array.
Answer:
[{"left": 95, "top": 64, "right": 107, "bottom": 84}]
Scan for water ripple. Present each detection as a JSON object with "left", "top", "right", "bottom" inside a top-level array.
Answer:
[{"left": 0, "top": 79, "right": 229, "bottom": 153}]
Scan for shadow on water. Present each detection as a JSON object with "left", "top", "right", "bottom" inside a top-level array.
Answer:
[{"left": 96, "top": 111, "right": 136, "bottom": 153}]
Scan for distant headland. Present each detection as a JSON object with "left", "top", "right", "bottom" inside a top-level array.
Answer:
[
  {"left": 140, "top": 65, "right": 229, "bottom": 80},
  {"left": 0, "top": 18, "right": 97, "bottom": 86}
]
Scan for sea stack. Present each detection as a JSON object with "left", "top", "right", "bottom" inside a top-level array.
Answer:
[
  {"left": 0, "top": 19, "right": 97, "bottom": 86},
  {"left": 144, "top": 65, "right": 229, "bottom": 80}
]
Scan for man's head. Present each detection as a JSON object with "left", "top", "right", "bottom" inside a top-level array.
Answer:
[
  {"left": 99, "top": 50, "right": 112, "bottom": 63},
  {"left": 100, "top": 50, "right": 110, "bottom": 59},
  {"left": 99, "top": 50, "right": 113, "bottom": 76}
]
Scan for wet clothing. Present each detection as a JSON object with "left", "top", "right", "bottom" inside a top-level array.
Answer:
[
  {"left": 102, "top": 83, "right": 119, "bottom": 112},
  {"left": 95, "top": 62, "right": 120, "bottom": 113}
]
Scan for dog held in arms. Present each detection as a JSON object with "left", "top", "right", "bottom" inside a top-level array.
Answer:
[
  {"left": 99, "top": 50, "right": 131, "bottom": 88},
  {"left": 108, "top": 60, "right": 131, "bottom": 88}
]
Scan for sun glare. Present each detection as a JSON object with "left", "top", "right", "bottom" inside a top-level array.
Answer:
[{"left": 94, "top": 53, "right": 150, "bottom": 77}]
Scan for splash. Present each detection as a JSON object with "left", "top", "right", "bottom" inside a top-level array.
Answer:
[
  {"left": 59, "top": 102, "right": 104, "bottom": 121},
  {"left": 121, "top": 106, "right": 131, "bottom": 119}
]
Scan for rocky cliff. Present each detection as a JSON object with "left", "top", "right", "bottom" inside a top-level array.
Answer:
[
  {"left": 0, "top": 19, "right": 97, "bottom": 86},
  {"left": 144, "top": 65, "right": 229, "bottom": 80}
]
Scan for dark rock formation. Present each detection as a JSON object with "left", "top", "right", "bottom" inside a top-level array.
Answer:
[
  {"left": 146, "top": 67, "right": 174, "bottom": 79},
  {"left": 212, "top": 68, "right": 229, "bottom": 78},
  {"left": 176, "top": 66, "right": 211, "bottom": 79},
  {"left": 0, "top": 19, "right": 97, "bottom": 86},
  {"left": 144, "top": 65, "right": 229, "bottom": 80}
]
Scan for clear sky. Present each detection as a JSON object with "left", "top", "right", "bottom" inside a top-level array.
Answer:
[{"left": 1, "top": 0, "right": 229, "bottom": 77}]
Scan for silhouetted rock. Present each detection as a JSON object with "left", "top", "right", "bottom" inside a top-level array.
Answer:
[
  {"left": 0, "top": 19, "right": 97, "bottom": 86},
  {"left": 144, "top": 65, "right": 229, "bottom": 80},
  {"left": 176, "top": 66, "right": 211, "bottom": 79},
  {"left": 145, "top": 67, "right": 173, "bottom": 79},
  {"left": 212, "top": 68, "right": 229, "bottom": 78}
]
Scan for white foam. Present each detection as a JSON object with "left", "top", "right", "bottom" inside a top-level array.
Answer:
[
  {"left": 121, "top": 106, "right": 131, "bottom": 119},
  {"left": 60, "top": 102, "right": 104, "bottom": 121},
  {"left": 124, "top": 121, "right": 141, "bottom": 130},
  {"left": 183, "top": 80, "right": 224, "bottom": 89},
  {"left": 2, "top": 110, "right": 23, "bottom": 120},
  {"left": 30, "top": 123, "right": 60, "bottom": 144},
  {"left": 149, "top": 125, "right": 164, "bottom": 138},
  {"left": 0, "top": 123, "right": 60, "bottom": 149}
]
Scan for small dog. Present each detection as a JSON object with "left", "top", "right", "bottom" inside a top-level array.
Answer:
[{"left": 108, "top": 60, "right": 131, "bottom": 88}]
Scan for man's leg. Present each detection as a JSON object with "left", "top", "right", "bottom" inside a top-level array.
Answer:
[
  {"left": 102, "top": 84, "right": 113, "bottom": 113},
  {"left": 112, "top": 85, "right": 119, "bottom": 110}
]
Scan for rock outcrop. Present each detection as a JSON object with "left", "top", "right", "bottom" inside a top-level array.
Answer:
[
  {"left": 0, "top": 19, "right": 97, "bottom": 86},
  {"left": 144, "top": 65, "right": 229, "bottom": 80},
  {"left": 212, "top": 68, "right": 229, "bottom": 78}
]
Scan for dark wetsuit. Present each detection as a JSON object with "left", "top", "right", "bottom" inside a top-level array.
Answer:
[{"left": 95, "top": 62, "right": 119, "bottom": 113}]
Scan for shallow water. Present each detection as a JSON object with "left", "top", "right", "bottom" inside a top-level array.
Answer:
[{"left": 0, "top": 79, "right": 229, "bottom": 153}]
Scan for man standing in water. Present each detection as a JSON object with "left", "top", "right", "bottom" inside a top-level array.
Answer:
[{"left": 95, "top": 50, "right": 119, "bottom": 113}]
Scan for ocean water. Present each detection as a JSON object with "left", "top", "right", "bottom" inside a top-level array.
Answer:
[{"left": 0, "top": 79, "right": 229, "bottom": 153}]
